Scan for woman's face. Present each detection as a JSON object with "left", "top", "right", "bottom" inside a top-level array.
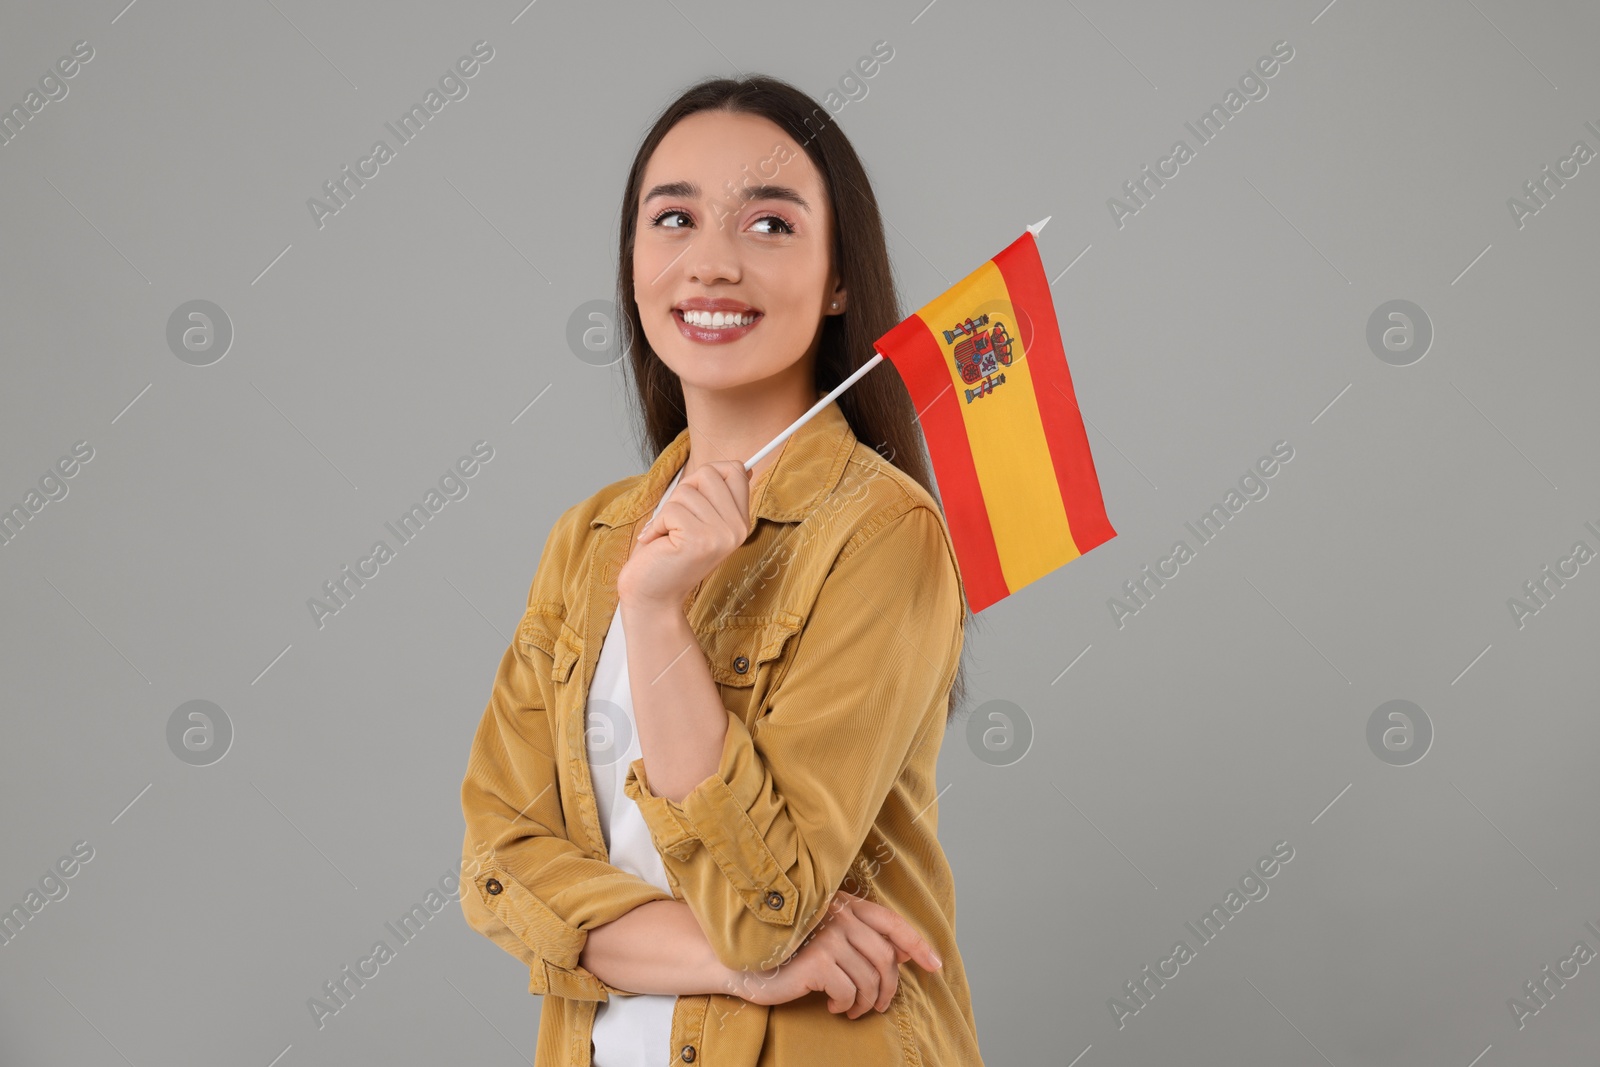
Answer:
[{"left": 633, "top": 109, "right": 843, "bottom": 394}]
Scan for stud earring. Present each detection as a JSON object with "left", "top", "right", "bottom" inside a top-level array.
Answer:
[{"left": 831, "top": 302, "right": 838, "bottom": 309}]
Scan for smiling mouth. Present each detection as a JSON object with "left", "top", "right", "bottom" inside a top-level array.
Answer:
[{"left": 674, "top": 308, "right": 762, "bottom": 329}]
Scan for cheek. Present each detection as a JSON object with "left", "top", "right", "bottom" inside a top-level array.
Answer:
[
  {"left": 759, "top": 311, "right": 816, "bottom": 362},
  {"left": 631, "top": 238, "right": 674, "bottom": 287},
  {"left": 630, "top": 255, "right": 657, "bottom": 292}
]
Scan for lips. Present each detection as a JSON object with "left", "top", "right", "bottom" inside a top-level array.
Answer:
[
  {"left": 672, "top": 302, "right": 762, "bottom": 344},
  {"left": 673, "top": 298, "right": 762, "bottom": 330}
]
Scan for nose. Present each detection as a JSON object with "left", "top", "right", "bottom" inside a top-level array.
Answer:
[{"left": 685, "top": 206, "right": 743, "bottom": 287}]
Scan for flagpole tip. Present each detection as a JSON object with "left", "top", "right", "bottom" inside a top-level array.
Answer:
[{"left": 1026, "top": 216, "right": 1051, "bottom": 237}]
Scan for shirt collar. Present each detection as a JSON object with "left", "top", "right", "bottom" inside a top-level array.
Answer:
[{"left": 591, "top": 391, "right": 857, "bottom": 533}]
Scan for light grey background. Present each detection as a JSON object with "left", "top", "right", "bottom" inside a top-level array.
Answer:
[{"left": 3, "top": 1, "right": 1597, "bottom": 1064}]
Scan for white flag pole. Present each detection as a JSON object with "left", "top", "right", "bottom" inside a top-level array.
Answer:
[{"left": 742, "top": 215, "right": 1052, "bottom": 473}]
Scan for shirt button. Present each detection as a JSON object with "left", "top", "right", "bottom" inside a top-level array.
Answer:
[
  {"left": 732, "top": 654, "right": 750, "bottom": 674},
  {"left": 485, "top": 878, "right": 503, "bottom": 895},
  {"left": 764, "top": 890, "right": 784, "bottom": 909},
  {"left": 679, "top": 1045, "right": 697, "bottom": 1062}
]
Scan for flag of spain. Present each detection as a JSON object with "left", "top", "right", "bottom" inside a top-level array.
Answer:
[{"left": 873, "top": 229, "right": 1117, "bottom": 613}]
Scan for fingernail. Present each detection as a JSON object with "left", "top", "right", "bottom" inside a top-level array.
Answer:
[{"left": 931, "top": 953, "right": 942, "bottom": 968}]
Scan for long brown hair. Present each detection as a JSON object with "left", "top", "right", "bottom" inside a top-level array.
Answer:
[{"left": 614, "top": 73, "right": 972, "bottom": 724}]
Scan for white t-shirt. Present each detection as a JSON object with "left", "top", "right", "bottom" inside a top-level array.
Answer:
[{"left": 588, "top": 462, "right": 686, "bottom": 1067}]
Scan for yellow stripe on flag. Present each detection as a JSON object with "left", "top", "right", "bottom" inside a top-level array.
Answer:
[{"left": 916, "top": 260, "right": 1080, "bottom": 592}]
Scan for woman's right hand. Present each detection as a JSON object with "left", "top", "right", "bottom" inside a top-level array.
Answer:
[{"left": 723, "top": 890, "right": 943, "bottom": 1018}]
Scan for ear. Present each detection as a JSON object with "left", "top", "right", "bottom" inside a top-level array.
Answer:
[{"left": 827, "top": 277, "right": 848, "bottom": 315}]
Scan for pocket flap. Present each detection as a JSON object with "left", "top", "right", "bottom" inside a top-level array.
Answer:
[
  {"left": 517, "top": 602, "right": 563, "bottom": 655},
  {"left": 703, "top": 611, "right": 803, "bottom": 687},
  {"left": 550, "top": 623, "right": 583, "bottom": 683},
  {"left": 517, "top": 603, "right": 581, "bottom": 683}
]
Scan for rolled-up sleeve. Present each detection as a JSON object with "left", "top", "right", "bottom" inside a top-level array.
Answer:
[
  {"left": 459, "top": 508, "right": 676, "bottom": 1002},
  {"left": 622, "top": 503, "right": 964, "bottom": 973}
]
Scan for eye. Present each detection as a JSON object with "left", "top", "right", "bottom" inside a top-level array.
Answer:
[
  {"left": 750, "top": 213, "right": 795, "bottom": 236},
  {"left": 649, "top": 207, "right": 692, "bottom": 228}
]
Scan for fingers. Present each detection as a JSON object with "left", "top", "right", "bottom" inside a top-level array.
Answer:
[
  {"left": 841, "top": 911, "right": 902, "bottom": 1012},
  {"left": 637, "top": 463, "right": 749, "bottom": 547},
  {"left": 708, "top": 459, "right": 751, "bottom": 518},
  {"left": 814, "top": 894, "right": 900, "bottom": 1018},
  {"left": 825, "top": 940, "right": 880, "bottom": 1018},
  {"left": 846, "top": 897, "right": 943, "bottom": 973},
  {"left": 802, "top": 894, "right": 879, "bottom": 1018},
  {"left": 664, "top": 494, "right": 720, "bottom": 542},
  {"left": 685, "top": 461, "right": 749, "bottom": 535},
  {"left": 633, "top": 494, "right": 715, "bottom": 548},
  {"left": 820, "top": 961, "right": 859, "bottom": 1016},
  {"left": 806, "top": 908, "right": 883, "bottom": 1023}
]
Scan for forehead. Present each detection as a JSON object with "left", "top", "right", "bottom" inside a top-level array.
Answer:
[{"left": 641, "top": 110, "right": 825, "bottom": 202}]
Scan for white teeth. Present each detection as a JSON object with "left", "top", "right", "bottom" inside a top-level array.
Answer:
[{"left": 681, "top": 309, "right": 755, "bottom": 327}]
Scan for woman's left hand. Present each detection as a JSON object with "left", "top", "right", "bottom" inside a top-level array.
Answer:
[{"left": 618, "top": 460, "right": 751, "bottom": 609}]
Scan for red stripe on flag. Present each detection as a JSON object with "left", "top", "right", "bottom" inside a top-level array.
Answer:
[
  {"left": 993, "top": 233, "right": 1118, "bottom": 554},
  {"left": 875, "top": 316, "right": 1010, "bottom": 613}
]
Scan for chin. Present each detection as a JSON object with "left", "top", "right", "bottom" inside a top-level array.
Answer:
[{"left": 675, "top": 371, "right": 769, "bottom": 394}]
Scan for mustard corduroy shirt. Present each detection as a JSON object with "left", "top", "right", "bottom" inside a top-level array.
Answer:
[{"left": 459, "top": 396, "right": 986, "bottom": 1066}]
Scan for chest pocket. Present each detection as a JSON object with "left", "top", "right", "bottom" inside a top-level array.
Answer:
[
  {"left": 516, "top": 602, "right": 583, "bottom": 684},
  {"left": 700, "top": 611, "right": 803, "bottom": 715}
]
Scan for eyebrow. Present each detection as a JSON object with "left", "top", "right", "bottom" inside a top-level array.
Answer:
[{"left": 642, "top": 180, "right": 811, "bottom": 212}]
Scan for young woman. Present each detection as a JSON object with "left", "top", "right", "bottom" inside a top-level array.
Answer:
[{"left": 460, "top": 74, "right": 986, "bottom": 1066}]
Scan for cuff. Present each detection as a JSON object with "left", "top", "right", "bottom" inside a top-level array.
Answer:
[
  {"left": 623, "top": 707, "right": 799, "bottom": 928},
  {"left": 469, "top": 859, "right": 657, "bottom": 1002}
]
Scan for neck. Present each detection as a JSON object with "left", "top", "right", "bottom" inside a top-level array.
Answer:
[{"left": 679, "top": 376, "right": 818, "bottom": 490}]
